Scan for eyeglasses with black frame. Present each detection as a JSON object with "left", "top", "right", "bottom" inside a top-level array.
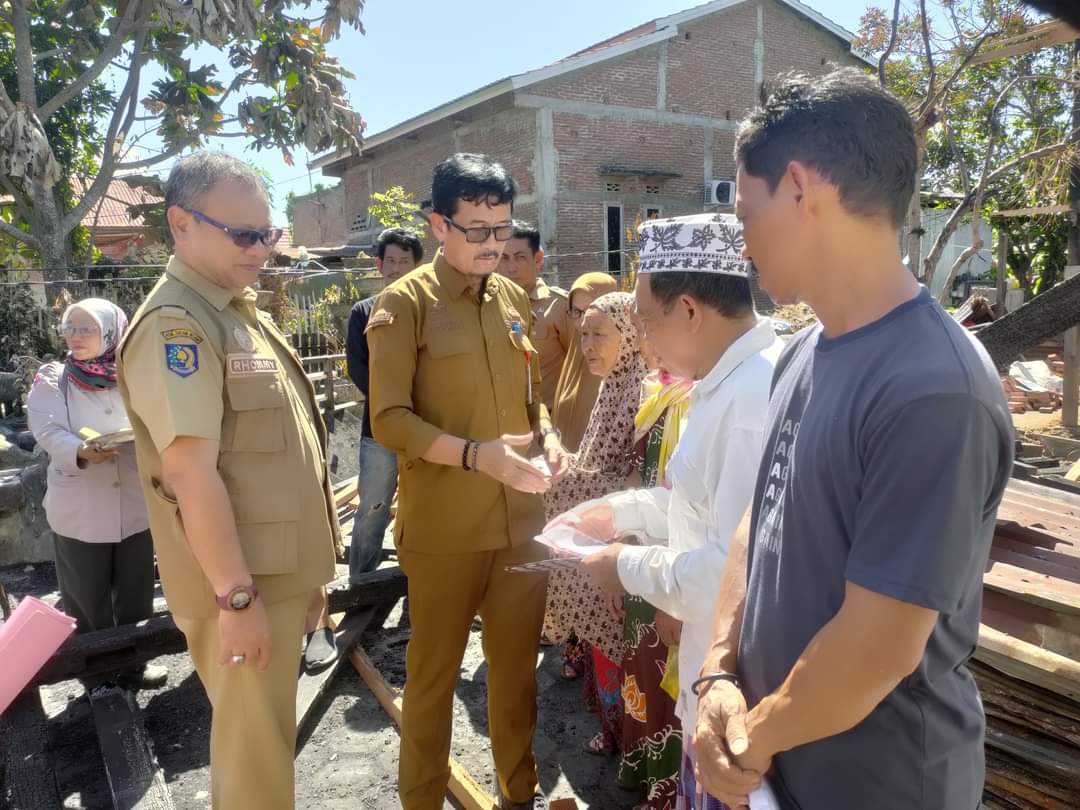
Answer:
[
  {"left": 185, "top": 208, "right": 283, "bottom": 249},
  {"left": 441, "top": 215, "right": 514, "bottom": 244}
]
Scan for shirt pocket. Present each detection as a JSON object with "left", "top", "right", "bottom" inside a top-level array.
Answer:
[
  {"left": 418, "top": 331, "right": 477, "bottom": 402},
  {"left": 224, "top": 377, "right": 287, "bottom": 453}
]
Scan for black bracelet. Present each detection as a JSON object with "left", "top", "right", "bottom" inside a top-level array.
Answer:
[
  {"left": 690, "top": 672, "right": 740, "bottom": 697},
  {"left": 462, "top": 440, "right": 473, "bottom": 471}
]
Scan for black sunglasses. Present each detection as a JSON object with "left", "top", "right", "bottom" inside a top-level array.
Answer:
[
  {"left": 187, "top": 209, "right": 283, "bottom": 249},
  {"left": 442, "top": 215, "right": 514, "bottom": 244}
]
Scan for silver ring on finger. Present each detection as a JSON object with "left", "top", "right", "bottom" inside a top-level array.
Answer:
[{"left": 231, "top": 654, "right": 246, "bottom": 665}]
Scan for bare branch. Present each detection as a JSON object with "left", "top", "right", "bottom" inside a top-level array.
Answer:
[
  {"left": 918, "top": 0, "right": 936, "bottom": 106},
  {"left": 58, "top": 11, "right": 150, "bottom": 234},
  {"left": 0, "top": 217, "right": 41, "bottom": 251},
  {"left": 944, "top": 117, "right": 973, "bottom": 197},
  {"left": 114, "top": 144, "right": 185, "bottom": 172},
  {"left": 32, "top": 46, "right": 74, "bottom": 63},
  {"left": 878, "top": 0, "right": 902, "bottom": 88},
  {"left": 925, "top": 123, "right": 1080, "bottom": 288},
  {"left": 38, "top": 0, "right": 143, "bottom": 120},
  {"left": 921, "top": 29, "right": 999, "bottom": 122}
]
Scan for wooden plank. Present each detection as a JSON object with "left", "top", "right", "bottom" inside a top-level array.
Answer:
[
  {"left": 32, "top": 568, "right": 407, "bottom": 686},
  {"left": 34, "top": 615, "right": 187, "bottom": 687},
  {"left": 324, "top": 567, "right": 407, "bottom": 615},
  {"left": 993, "top": 205, "right": 1072, "bottom": 219},
  {"left": 982, "top": 560, "right": 1080, "bottom": 615},
  {"left": 88, "top": 686, "right": 175, "bottom": 810},
  {"left": 347, "top": 648, "right": 502, "bottom": 810},
  {"left": 969, "top": 20, "right": 1080, "bottom": 65},
  {"left": 977, "top": 624, "right": 1080, "bottom": 701},
  {"left": 295, "top": 606, "right": 376, "bottom": 744},
  {"left": 0, "top": 690, "right": 61, "bottom": 810}
]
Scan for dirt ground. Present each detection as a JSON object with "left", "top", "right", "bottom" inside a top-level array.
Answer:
[
  {"left": 10, "top": 562, "right": 636, "bottom": 810},
  {"left": 5, "top": 413, "right": 641, "bottom": 810}
]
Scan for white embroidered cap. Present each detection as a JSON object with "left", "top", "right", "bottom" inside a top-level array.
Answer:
[{"left": 636, "top": 213, "right": 748, "bottom": 276}]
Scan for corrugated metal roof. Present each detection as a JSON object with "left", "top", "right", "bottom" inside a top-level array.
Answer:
[{"left": 78, "top": 177, "right": 163, "bottom": 230}]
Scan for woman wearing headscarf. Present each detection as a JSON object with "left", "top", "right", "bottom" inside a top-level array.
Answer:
[
  {"left": 618, "top": 336, "right": 694, "bottom": 810},
  {"left": 27, "top": 298, "right": 164, "bottom": 688},
  {"left": 543, "top": 291, "right": 648, "bottom": 756},
  {"left": 551, "top": 272, "right": 618, "bottom": 453}
]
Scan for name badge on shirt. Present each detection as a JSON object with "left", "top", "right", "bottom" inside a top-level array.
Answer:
[{"left": 226, "top": 353, "right": 279, "bottom": 377}]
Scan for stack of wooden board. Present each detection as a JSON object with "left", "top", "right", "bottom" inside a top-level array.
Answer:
[{"left": 978, "top": 480, "right": 1080, "bottom": 808}]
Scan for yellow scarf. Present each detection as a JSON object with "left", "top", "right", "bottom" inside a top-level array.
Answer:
[
  {"left": 635, "top": 372, "right": 694, "bottom": 702},
  {"left": 635, "top": 373, "right": 693, "bottom": 484}
]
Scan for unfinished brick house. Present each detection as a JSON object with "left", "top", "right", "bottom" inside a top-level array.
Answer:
[{"left": 310, "top": 0, "right": 869, "bottom": 284}]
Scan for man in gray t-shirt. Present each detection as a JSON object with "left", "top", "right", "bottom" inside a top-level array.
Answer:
[
  {"left": 692, "top": 69, "right": 1014, "bottom": 810},
  {"left": 738, "top": 289, "right": 1013, "bottom": 808}
]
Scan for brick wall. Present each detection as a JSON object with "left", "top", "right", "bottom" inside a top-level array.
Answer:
[
  {"left": 340, "top": 109, "right": 539, "bottom": 262},
  {"left": 291, "top": 185, "right": 347, "bottom": 247},
  {"left": 762, "top": 0, "right": 858, "bottom": 80},
  {"left": 327, "top": 0, "right": 863, "bottom": 283},
  {"left": 531, "top": 48, "right": 660, "bottom": 109},
  {"left": 666, "top": 5, "right": 760, "bottom": 119}
]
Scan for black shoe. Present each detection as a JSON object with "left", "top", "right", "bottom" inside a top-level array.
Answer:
[
  {"left": 303, "top": 628, "right": 339, "bottom": 671},
  {"left": 499, "top": 794, "right": 548, "bottom": 809}
]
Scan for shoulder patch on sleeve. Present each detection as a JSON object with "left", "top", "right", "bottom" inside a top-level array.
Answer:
[
  {"left": 164, "top": 343, "right": 200, "bottom": 377},
  {"left": 365, "top": 309, "right": 395, "bottom": 332},
  {"left": 160, "top": 327, "right": 204, "bottom": 344}
]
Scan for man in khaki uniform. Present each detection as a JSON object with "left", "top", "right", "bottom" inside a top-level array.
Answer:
[
  {"left": 117, "top": 152, "right": 337, "bottom": 810},
  {"left": 497, "top": 221, "right": 571, "bottom": 412},
  {"left": 367, "top": 154, "right": 569, "bottom": 810}
]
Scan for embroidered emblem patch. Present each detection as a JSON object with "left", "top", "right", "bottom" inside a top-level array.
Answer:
[
  {"left": 226, "top": 354, "right": 279, "bottom": 376},
  {"left": 160, "top": 328, "right": 203, "bottom": 344},
  {"left": 164, "top": 344, "right": 199, "bottom": 377},
  {"left": 364, "top": 310, "right": 395, "bottom": 333},
  {"left": 233, "top": 327, "right": 255, "bottom": 352}
]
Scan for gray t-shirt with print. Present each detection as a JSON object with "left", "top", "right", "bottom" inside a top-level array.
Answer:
[{"left": 738, "top": 288, "right": 1013, "bottom": 810}]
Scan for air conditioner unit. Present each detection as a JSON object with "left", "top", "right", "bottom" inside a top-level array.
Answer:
[{"left": 707, "top": 179, "right": 736, "bottom": 206}]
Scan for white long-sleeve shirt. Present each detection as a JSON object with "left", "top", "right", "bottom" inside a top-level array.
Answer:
[
  {"left": 27, "top": 361, "right": 148, "bottom": 543},
  {"left": 603, "top": 319, "right": 782, "bottom": 723}
]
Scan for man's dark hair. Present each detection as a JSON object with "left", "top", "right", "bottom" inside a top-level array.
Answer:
[
  {"left": 735, "top": 68, "right": 916, "bottom": 229},
  {"left": 648, "top": 272, "right": 754, "bottom": 319},
  {"left": 375, "top": 227, "right": 424, "bottom": 262},
  {"left": 431, "top": 153, "right": 515, "bottom": 217},
  {"left": 510, "top": 220, "right": 541, "bottom": 254}
]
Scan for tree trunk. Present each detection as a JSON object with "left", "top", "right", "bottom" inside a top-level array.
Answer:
[
  {"left": 906, "top": 140, "right": 926, "bottom": 279},
  {"left": 977, "top": 271, "right": 1080, "bottom": 371},
  {"left": 29, "top": 185, "right": 71, "bottom": 281}
]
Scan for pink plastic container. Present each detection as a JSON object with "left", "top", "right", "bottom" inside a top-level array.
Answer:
[{"left": 0, "top": 596, "right": 76, "bottom": 714}]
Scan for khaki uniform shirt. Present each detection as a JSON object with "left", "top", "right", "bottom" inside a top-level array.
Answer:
[
  {"left": 366, "top": 251, "right": 547, "bottom": 554},
  {"left": 117, "top": 256, "right": 338, "bottom": 619},
  {"left": 525, "top": 278, "right": 571, "bottom": 412}
]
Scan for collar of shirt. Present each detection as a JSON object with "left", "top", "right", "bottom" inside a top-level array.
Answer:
[
  {"left": 166, "top": 255, "right": 244, "bottom": 312},
  {"left": 693, "top": 317, "right": 778, "bottom": 403},
  {"left": 433, "top": 250, "right": 500, "bottom": 301},
  {"left": 529, "top": 278, "right": 550, "bottom": 302}
]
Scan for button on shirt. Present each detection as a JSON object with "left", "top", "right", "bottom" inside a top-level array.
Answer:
[
  {"left": 583, "top": 319, "right": 782, "bottom": 723},
  {"left": 366, "top": 251, "right": 546, "bottom": 554}
]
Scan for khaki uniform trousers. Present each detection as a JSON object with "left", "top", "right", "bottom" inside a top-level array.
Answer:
[
  {"left": 398, "top": 541, "right": 548, "bottom": 810},
  {"left": 175, "top": 590, "right": 311, "bottom": 810}
]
